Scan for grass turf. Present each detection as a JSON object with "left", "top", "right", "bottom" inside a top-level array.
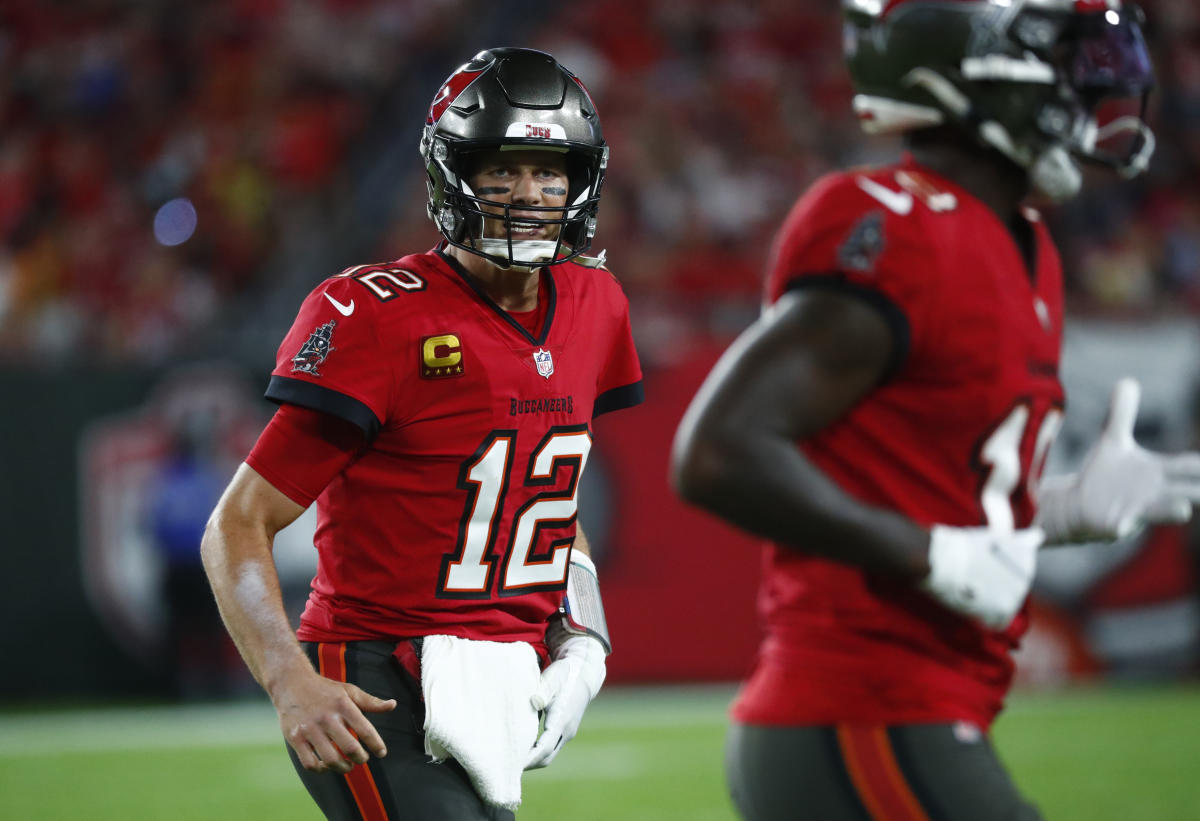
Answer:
[{"left": 1, "top": 683, "right": 1197, "bottom": 820}]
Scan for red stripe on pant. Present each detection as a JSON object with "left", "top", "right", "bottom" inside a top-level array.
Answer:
[
  {"left": 317, "top": 642, "right": 390, "bottom": 821},
  {"left": 836, "top": 725, "right": 933, "bottom": 821}
]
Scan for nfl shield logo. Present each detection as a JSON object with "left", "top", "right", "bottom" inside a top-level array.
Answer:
[{"left": 532, "top": 348, "right": 554, "bottom": 379}]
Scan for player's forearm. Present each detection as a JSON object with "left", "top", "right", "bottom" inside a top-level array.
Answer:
[
  {"left": 199, "top": 515, "right": 312, "bottom": 695},
  {"left": 673, "top": 428, "right": 930, "bottom": 579},
  {"left": 573, "top": 524, "right": 591, "bottom": 557}
]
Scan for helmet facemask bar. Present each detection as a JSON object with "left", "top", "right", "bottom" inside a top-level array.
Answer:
[
  {"left": 429, "top": 140, "right": 606, "bottom": 270},
  {"left": 1057, "top": 5, "right": 1155, "bottom": 178}
]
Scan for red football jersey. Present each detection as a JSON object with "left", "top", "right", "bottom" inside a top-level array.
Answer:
[
  {"left": 733, "top": 158, "right": 1065, "bottom": 729},
  {"left": 265, "top": 248, "right": 642, "bottom": 648}
]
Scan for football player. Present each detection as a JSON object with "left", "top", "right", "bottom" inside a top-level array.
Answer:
[
  {"left": 671, "top": 2, "right": 1200, "bottom": 819},
  {"left": 201, "top": 48, "right": 641, "bottom": 821}
]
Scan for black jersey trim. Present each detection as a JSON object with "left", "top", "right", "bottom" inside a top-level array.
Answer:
[
  {"left": 436, "top": 249, "right": 558, "bottom": 346},
  {"left": 783, "top": 273, "right": 911, "bottom": 384},
  {"left": 593, "top": 380, "right": 644, "bottom": 418},
  {"left": 265, "top": 375, "right": 381, "bottom": 439}
]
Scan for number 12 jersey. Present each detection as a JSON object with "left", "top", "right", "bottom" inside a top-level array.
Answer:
[{"left": 262, "top": 249, "right": 643, "bottom": 648}]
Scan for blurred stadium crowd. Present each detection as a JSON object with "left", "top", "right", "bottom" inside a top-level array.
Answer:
[{"left": 2, "top": 0, "right": 1199, "bottom": 368}]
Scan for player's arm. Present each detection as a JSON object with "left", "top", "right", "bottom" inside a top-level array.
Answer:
[
  {"left": 200, "top": 409, "right": 395, "bottom": 774},
  {"left": 671, "top": 287, "right": 1044, "bottom": 629},
  {"left": 526, "top": 524, "right": 609, "bottom": 770},
  {"left": 671, "top": 287, "right": 931, "bottom": 579}
]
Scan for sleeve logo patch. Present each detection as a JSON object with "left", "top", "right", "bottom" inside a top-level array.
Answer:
[
  {"left": 291, "top": 320, "right": 337, "bottom": 377},
  {"left": 837, "top": 210, "right": 886, "bottom": 273},
  {"left": 422, "top": 333, "right": 465, "bottom": 378}
]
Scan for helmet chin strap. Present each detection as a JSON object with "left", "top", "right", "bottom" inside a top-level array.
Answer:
[
  {"left": 904, "top": 67, "right": 1083, "bottom": 202},
  {"left": 1029, "top": 145, "right": 1082, "bottom": 202},
  {"left": 476, "top": 239, "right": 560, "bottom": 271},
  {"left": 473, "top": 239, "right": 608, "bottom": 271}
]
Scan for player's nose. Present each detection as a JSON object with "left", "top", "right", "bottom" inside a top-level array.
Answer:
[{"left": 510, "top": 170, "right": 542, "bottom": 206}]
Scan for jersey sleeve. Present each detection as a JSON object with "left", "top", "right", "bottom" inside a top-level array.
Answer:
[
  {"left": 265, "top": 276, "right": 393, "bottom": 438},
  {"left": 764, "top": 171, "right": 939, "bottom": 379},
  {"left": 593, "top": 276, "right": 644, "bottom": 418},
  {"left": 245, "top": 404, "right": 365, "bottom": 507}
]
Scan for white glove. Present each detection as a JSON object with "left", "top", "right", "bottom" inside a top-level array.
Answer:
[
  {"left": 1036, "top": 378, "right": 1200, "bottom": 545},
  {"left": 922, "top": 525, "right": 1045, "bottom": 629},
  {"left": 524, "top": 634, "right": 605, "bottom": 770}
]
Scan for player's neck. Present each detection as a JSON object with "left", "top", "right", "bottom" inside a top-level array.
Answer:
[
  {"left": 447, "top": 244, "right": 541, "bottom": 312},
  {"left": 907, "top": 131, "right": 1030, "bottom": 224}
]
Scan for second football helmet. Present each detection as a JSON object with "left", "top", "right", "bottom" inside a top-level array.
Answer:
[
  {"left": 843, "top": 0, "right": 1156, "bottom": 200},
  {"left": 421, "top": 48, "right": 608, "bottom": 269}
]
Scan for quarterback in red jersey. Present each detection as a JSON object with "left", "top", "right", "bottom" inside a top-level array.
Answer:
[
  {"left": 202, "top": 48, "right": 641, "bottom": 821},
  {"left": 673, "top": 2, "right": 1200, "bottom": 820}
]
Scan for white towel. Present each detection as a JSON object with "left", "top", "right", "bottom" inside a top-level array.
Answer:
[{"left": 420, "top": 635, "right": 541, "bottom": 812}]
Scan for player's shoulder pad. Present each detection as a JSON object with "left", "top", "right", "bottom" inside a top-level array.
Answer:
[
  {"left": 324, "top": 255, "right": 434, "bottom": 305},
  {"left": 791, "top": 166, "right": 961, "bottom": 255},
  {"left": 560, "top": 257, "right": 630, "bottom": 306},
  {"left": 797, "top": 165, "right": 960, "bottom": 227}
]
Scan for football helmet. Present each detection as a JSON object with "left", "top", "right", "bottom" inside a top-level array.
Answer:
[
  {"left": 843, "top": 0, "right": 1156, "bottom": 200},
  {"left": 421, "top": 48, "right": 608, "bottom": 269}
]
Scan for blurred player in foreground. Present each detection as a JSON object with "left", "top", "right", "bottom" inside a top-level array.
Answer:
[
  {"left": 201, "top": 48, "right": 641, "bottom": 820},
  {"left": 672, "top": 1, "right": 1200, "bottom": 819}
]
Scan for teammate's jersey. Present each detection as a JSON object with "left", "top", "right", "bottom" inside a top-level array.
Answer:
[
  {"left": 265, "top": 248, "right": 642, "bottom": 648},
  {"left": 733, "top": 158, "right": 1065, "bottom": 729}
]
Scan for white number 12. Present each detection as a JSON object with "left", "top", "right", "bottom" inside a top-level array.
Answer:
[{"left": 438, "top": 426, "right": 592, "bottom": 597}]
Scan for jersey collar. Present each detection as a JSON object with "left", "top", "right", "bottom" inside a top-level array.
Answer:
[{"left": 435, "top": 247, "right": 558, "bottom": 346}]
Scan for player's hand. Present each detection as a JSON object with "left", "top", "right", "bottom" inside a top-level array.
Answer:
[
  {"left": 922, "top": 525, "right": 1045, "bottom": 629},
  {"left": 1036, "top": 378, "right": 1200, "bottom": 545},
  {"left": 270, "top": 667, "right": 396, "bottom": 774},
  {"left": 525, "top": 635, "right": 606, "bottom": 770}
]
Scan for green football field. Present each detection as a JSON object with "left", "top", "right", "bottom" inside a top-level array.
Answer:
[{"left": 2, "top": 683, "right": 1198, "bottom": 820}]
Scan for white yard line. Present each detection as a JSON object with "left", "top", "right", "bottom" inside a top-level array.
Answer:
[{"left": 0, "top": 685, "right": 737, "bottom": 758}]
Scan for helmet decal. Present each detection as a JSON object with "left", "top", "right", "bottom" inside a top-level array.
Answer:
[{"left": 427, "top": 67, "right": 486, "bottom": 126}]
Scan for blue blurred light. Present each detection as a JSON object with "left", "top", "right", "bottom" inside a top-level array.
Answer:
[{"left": 153, "top": 198, "right": 198, "bottom": 247}]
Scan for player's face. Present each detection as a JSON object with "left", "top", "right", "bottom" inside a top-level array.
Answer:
[{"left": 466, "top": 149, "right": 570, "bottom": 242}]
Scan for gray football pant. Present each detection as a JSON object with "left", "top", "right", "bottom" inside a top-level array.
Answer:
[
  {"left": 286, "top": 640, "right": 514, "bottom": 821},
  {"left": 726, "top": 721, "right": 1044, "bottom": 821}
]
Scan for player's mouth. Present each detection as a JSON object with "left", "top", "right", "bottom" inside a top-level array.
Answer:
[{"left": 507, "top": 219, "right": 549, "bottom": 238}]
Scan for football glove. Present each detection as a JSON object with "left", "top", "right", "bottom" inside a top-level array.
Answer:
[
  {"left": 1036, "top": 378, "right": 1200, "bottom": 545},
  {"left": 922, "top": 524, "right": 1045, "bottom": 629},
  {"left": 525, "top": 633, "right": 605, "bottom": 770}
]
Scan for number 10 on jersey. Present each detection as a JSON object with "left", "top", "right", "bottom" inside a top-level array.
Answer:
[{"left": 438, "top": 425, "right": 592, "bottom": 598}]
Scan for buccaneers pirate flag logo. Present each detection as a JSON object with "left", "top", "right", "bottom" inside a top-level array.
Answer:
[{"left": 292, "top": 320, "right": 337, "bottom": 377}]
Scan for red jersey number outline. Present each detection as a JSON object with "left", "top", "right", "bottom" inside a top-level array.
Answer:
[{"left": 439, "top": 424, "right": 592, "bottom": 599}]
